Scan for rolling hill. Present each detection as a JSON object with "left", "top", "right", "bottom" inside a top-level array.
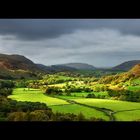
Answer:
[
  {"left": 0, "top": 54, "right": 41, "bottom": 71},
  {"left": 36, "top": 64, "right": 77, "bottom": 73},
  {"left": 129, "top": 64, "right": 140, "bottom": 77},
  {"left": 0, "top": 54, "right": 81, "bottom": 79},
  {"left": 99, "top": 63, "right": 140, "bottom": 84},
  {"left": 55, "top": 63, "right": 96, "bottom": 70},
  {"left": 112, "top": 60, "right": 140, "bottom": 71},
  {"left": 1, "top": 53, "right": 140, "bottom": 80},
  {"left": 0, "top": 54, "right": 46, "bottom": 79},
  {"left": 37, "top": 63, "right": 96, "bottom": 73}
]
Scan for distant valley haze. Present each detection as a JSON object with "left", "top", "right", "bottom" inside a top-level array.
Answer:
[{"left": 0, "top": 19, "right": 140, "bottom": 67}]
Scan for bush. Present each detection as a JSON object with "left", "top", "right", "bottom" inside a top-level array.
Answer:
[
  {"left": 7, "top": 112, "right": 28, "bottom": 121},
  {"left": 99, "top": 95, "right": 106, "bottom": 99},
  {"left": 76, "top": 112, "right": 86, "bottom": 121},
  {"left": 45, "top": 86, "right": 62, "bottom": 95},
  {"left": 86, "top": 93, "right": 96, "bottom": 98},
  {"left": 28, "top": 110, "right": 50, "bottom": 121},
  {"left": 0, "top": 80, "right": 15, "bottom": 88},
  {"left": 54, "top": 112, "right": 77, "bottom": 121},
  {"left": 0, "top": 88, "right": 13, "bottom": 96},
  {"left": 89, "top": 117, "right": 105, "bottom": 121},
  {"left": 14, "top": 101, "right": 49, "bottom": 112},
  {"left": 118, "top": 95, "right": 127, "bottom": 101}
]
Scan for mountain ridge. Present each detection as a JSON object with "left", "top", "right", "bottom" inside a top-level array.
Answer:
[
  {"left": 1, "top": 53, "right": 140, "bottom": 79},
  {"left": 0, "top": 54, "right": 46, "bottom": 79},
  {"left": 112, "top": 60, "right": 140, "bottom": 71},
  {"left": 53, "top": 62, "right": 96, "bottom": 70}
]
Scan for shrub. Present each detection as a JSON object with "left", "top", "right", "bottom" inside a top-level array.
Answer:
[
  {"left": 45, "top": 86, "right": 62, "bottom": 95},
  {"left": 86, "top": 93, "right": 96, "bottom": 98},
  {"left": 29, "top": 110, "right": 50, "bottom": 121},
  {"left": 7, "top": 112, "right": 28, "bottom": 121}
]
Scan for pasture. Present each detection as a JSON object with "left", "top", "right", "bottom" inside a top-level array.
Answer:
[
  {"left": 73, "top": 98, "right": 140, "bottom": 112},
  {"left": 51, "top": 104, "right": 109, "bottom": 120},
  {"left": 127, "top": 86, "right": 140, "bottom": 91},
  {"left": 72, "top": 98, "right": 140, "bottom": 121},
  {"left": 8, "top": 88, "right": 140, "bottom": 121},
  {"left": 114, "top": 110, "right": 140, "bottom": 121},
  {"left": 8, "top": 88, "right": 69, "bottom": 106}
]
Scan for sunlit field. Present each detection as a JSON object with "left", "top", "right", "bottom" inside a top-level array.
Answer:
[
  {"left": 8, "top": 88, "right": 69, "bottom": 106},
  {"left": 51, "top": 104, "right": 109, "bottom": 120},
  {"left": 73, "top": 98, "right": 140, "bottom": 111},
  {"left": 8, "top": 88, "right": 140, "bottom": 121}
]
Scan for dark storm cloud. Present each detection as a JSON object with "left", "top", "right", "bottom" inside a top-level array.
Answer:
[
  {"left": 0, "top": 19, "right": 140, "bottom": 40},
  {"left": 0, "top": 19, "right": 140, "bottom": 67}
]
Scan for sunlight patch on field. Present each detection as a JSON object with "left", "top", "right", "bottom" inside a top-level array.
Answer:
[
  {"left": 115, "top": 110, "right": 140, "bottom": 121},
  {"left": 73, "top": 98, "right": 140, "bottom": 112},
  {"left": 8, "top": 88, "right": 69, "bottom": 106},
  {"left": 127, "top": 86, "right": 140, "bottom": 91},
  {"left": 51, "top": 104, "right": 109, "bottom": 120}
]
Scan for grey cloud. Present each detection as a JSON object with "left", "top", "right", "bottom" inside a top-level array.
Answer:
[
  {"left": 0, "top": 19, "right": 140, "bottom": 40},
  {"left": 0, "top": 20, "right": 140, "bottom": 67}
]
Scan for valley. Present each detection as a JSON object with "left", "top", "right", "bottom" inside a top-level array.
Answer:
[{"left": 1, "top": 53, "right": 140, "bottom": 121}]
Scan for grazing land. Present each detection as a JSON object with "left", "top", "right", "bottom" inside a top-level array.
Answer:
[
  {"left": 51, "top": 104, "right": 109, "bottom": 120},
  {"left": 7, "top": 88, "right": 140, "bottom": 121},
  {"left": 8, "top": 88, "right": 69, "bottom": 106}
]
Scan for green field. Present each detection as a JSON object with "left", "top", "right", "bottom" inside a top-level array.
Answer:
[
  {"left": 127, "top": 86, "right": 140, "bottom": 91},
  {"left": 130, "top": 79, "right": 140, "bottom": 85},
  {"left": 71, "top": 92, "right": 91, "bottom": 97},
  {"left": 8, "top": 88, "right": 109, "bottom": 120},
  {"left": 8, "top": 88, "right": 69, "bottom": 106},
  {"left": 73, "top": 98, "right": 140, "bottom": 111},
  {"left": 54, "top": 95, "right": 81, "bottom": 99},
  {"left": 114, "top": 110, "right": 140, "bottom": 121},
  {"left": 8, "top": 88, "right": 140, "bottom": 121},
  {"left": 51, "top": 104, "right": 109, "bottom": 120},
  {"left": 66, "top": 91, "right": 109, "bottom": 98},
  {"left": 72, "top": 98, "right": 140, "bottom": 121}
]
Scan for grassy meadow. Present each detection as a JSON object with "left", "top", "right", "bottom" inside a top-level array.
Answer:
[
  {"left": 8, "top": 88, "right": 69, "bottom": 106},
  {"left": 51, "top": 104, "right": 109, "bottom": 120},
  {"left": 7, "top": 87, "right": 140, "bottom": 121},
  {"left": 73, "top": 98, "right": 140, "bottom": 112}
]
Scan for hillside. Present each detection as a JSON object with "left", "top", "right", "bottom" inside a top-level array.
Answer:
[
  {"left": 37, "top": 63, "right": 96, "bottom": 73},
  {"left": 0, "top": 54, "right": 46, "bottom": 79},
  {"left": 0, "top": 54, "right": 82, "bottom": 79},
  {"left": 129, "top": 64, "right": 140, "bottom": 77},
  {"left": 36, "top": 64, "right": 55, "bottom": 73},
  {"left": 36, "top": 64, "right": 77, "bottom": 73},
  {"left": 112, "top": 60, "right": 140, "bottom": 71},
  {"left": 0, "top": 54, "right": 40, "bottom": 71},
  {"left": 56, "top": 63, "right": 96, "bottom": 70},
  {"left": 99, "top": 64, "right": 140, "bottom": 84}
]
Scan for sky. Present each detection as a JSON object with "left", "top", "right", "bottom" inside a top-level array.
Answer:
[{"left": 0, "top": 19, "right": 140, "bottom": 67}]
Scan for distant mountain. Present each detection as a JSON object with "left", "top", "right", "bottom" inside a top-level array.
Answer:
[
  {"left": 112, "top": 60, "right": 140, "bottom": 71},
  {"left": 37, "top": 63, "right": 96, "bottom": 72},
  {"left": 36, "top": 64, "right": 54, "bottom": 72},
  {"left": 36, "top": 64, "right": 77, "bottom": 73},
  {"left": 0, "top": 54, "right": 96, "bottom": 79},
  {"left": 57, "top": 63, "right": 96, "bottom": 70},
  {"left": 51, "top": 65, "right": 77, "bottom": 71}
]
